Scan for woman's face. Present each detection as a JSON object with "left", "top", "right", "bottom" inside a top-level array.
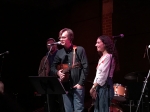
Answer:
[{"left": 95, "top": 38, "right": 105, "bottom": 52}]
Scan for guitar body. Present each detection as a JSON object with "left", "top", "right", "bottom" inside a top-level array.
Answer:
[
  {"left": 57, "top": 62, "right": 80, "bottom": 82},
  {"left": 57, "top": 64, "right": 70, "bottom": 82}
]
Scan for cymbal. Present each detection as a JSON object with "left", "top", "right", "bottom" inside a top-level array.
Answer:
[
  {"left": 124, "top": 71, "right": 147, "bottom": 80},
  {"left": 124, "top": 72, "right": 137, "bottom": 80}
]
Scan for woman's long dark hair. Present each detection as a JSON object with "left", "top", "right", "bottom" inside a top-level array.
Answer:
[{"left": 98, "top": 35, "right": 120, "bottom": 71}]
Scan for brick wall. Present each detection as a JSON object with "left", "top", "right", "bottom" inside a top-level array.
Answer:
[{"left": 102, "top": 0, "right": 113, "bottom": 37}]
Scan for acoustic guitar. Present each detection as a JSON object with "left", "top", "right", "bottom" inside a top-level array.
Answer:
[
  {"left": 57, "top": 62, "right": 80, "bottom": 82},
  {"left": 88, "top": 99, "right": 95, "bottom": 112}
]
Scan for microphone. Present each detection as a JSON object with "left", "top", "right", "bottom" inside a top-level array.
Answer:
[
  {"left": 0, "top": 51, "right": 9, "bottom": 56},
  {"left": 47, "top": 41, "right": 61, "bottom": 46},
  {"left": 112, "top": 34, "right": 124, "bottom": 39}
]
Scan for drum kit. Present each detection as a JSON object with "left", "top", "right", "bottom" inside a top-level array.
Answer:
[
  {"left": 86, "top": 71, "right": 149, "bottom": 112},
  {"left": 110, "top": 83, "right": 126, "bottom": 112},
  {"left": 110, "top": 71, "right": 149, "bottom": 112}
]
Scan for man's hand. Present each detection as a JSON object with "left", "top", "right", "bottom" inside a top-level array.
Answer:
[
  {"left": 57, "top": 69, "right": 65, "bottom": 81},
  {"left": 73, "top": 84, "right": 83, "bottom": 89}
]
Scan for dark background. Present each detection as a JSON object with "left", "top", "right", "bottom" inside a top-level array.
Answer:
[
  {"left": 1, "top": 0, "right": 150, "bottom": 111},
  {"left": 113, "top": 0, "right": 150, "bottom": 82},
  {"left": 1, "top": 0, "right": 102, "bottom": 111},
  {"left": 112, "top": 1, "right": 150, "bottom": 111}
]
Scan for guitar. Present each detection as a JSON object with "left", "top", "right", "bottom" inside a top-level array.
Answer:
[
  {"left": 57, "top": 62, "right": 80, "bottom": 82},
  {"left": 88, "top": 98, "right": 95, "bottom": 112}
]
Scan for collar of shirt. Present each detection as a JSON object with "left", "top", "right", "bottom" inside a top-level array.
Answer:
[{"left": 64, "top": 44, "right": 73, "bottom": 53}]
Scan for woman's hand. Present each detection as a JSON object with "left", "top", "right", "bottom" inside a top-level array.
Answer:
[{"left": 90, "top": 88, "right": 97, "bottom": 100}]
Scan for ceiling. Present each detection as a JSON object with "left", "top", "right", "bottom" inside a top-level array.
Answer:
[{"left": 2, "top": 0, "right": 79, "bottom": 11}]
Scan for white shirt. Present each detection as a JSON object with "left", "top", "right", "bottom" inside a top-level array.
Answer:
[{"left": 93, "top": 53, "right": 116, "bottom": 86}]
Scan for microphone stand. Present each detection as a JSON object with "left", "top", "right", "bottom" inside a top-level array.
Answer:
[
  {"left": 107, "top": 39, "right": 117, "bottom": 112},
  {"left": 41, "top": 45, "right": 53, "bottom": 112},
  {"left": 135, "top": 70, "right": 150, "bottom": 112},
  {"left": 39, "top": 46, "right": 52, "bottom": 77},
  {"left": 0, "top": 55, "right": 5, "bottom": 79},
  {"left": 136, "top": 46, "right": 150, "bottom": 112}
]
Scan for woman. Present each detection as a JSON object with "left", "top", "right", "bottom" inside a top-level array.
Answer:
[{"left": 90, "top": 35, "right": 119, "bottom": 112}]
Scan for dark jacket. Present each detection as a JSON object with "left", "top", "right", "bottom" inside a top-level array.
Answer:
[
  {"left": 38, "top": 51, "right": 57, "bottom": 76},
  {"left": 0, "top": 93, "right": 25, "bottom": 112},
  {"left": 51, "top": 45, "right": 88, "bottom": 89}
]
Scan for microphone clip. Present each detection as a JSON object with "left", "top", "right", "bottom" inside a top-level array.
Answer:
[{"left": 0, "top": 51, "right": 9, "bottom": 56}]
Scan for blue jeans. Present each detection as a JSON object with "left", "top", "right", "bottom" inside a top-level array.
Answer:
[
  {"left": 94, "top": 78, "right": 114, "bottom": 112},
  {"left": 62, "top": 87, "right": 85, "bottom": 112}
]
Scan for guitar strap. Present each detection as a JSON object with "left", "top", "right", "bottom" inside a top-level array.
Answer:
[{"left": 72, "top": 45, "right": 77, "bottom": 68}]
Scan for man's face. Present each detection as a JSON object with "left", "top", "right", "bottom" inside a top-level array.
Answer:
[
  {"left": 59, "top": 31, "right": 71, "bottom": 47},
  {"left": 46, "top": 40, "right": 57, "bottom": 52}
]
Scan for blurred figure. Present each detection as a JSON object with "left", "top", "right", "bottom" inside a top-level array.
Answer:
[
  {"left": 38, "top": 38, "right": 58, "bottom": 76},
  {"left": 0, "top": 81, "right": 25, "bottom": 112},
  {"left": 38, "top": 38, "right": 64, "bottom": 112},
  {"left": 0, "top": 81, "right": 4, "bottom": 94}
]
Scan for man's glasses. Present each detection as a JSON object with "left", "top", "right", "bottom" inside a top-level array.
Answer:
[{"left": 58, "top": 36, "right": 67, "bottom": 40}]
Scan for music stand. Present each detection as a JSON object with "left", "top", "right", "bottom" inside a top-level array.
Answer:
[{"left": 29, "top": 76, "right": 66, "bottom": 112}]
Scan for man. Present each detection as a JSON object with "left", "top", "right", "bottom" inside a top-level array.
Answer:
[
  {"left": 0, "top": 81, "right": 4, "bottom": 94},
  {"left": 38, "top": 38, "right": 64, "bottom": 112},
  {"left": 51, "top": 28, "right": 89, "bottom": 112},
  {"left": 0, "top": 81, "right": 25, "bottom": 112},
  {"left": 38, "top": 38, "right": 58, "bottom": 76}
]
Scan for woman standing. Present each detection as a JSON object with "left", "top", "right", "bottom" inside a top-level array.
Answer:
[{"left": 90, "top": 35, "right": 119, "bottom": 112}]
